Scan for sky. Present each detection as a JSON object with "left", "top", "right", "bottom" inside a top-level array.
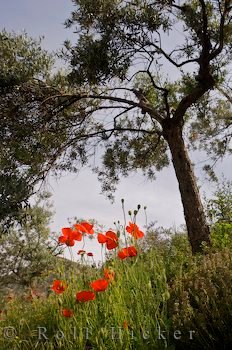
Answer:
[{"left": 1, "top": 0, "right": 231, "bottom": 261}]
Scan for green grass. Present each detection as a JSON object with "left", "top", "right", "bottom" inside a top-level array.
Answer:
[
  {"left": 1, "top": 229, "right": 232, "bottom": 350},
  {"left": 0, "top": 246, "right": 171, "bottom": 350}
]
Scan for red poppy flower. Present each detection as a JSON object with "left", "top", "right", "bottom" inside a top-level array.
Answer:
[
  {"left": 104, "top": 268, "right": 115, "bottom": 281},
  {"left": 118, "top": 246, "right": 138, "bottom": 259},
  {"left": 90, "top": 279, "right": 109, "bottom": 292},
  {"left": 51, "top": 280, "right": 67, "bottom": 294},
  {"left": 97, "top": 233, "right": 107, "bottom": 244},
  {"left": 97, "top": 231, "right": 118, "bottom": 250},
  {"left": 127, "top": 246, "right": 137, "bottom": 257},
  {"left": 74, "top": 221, "right": 94, "bottom": 234},
  {"left": 62, "top": 308, "right": 73, "bottom": 318},
  {"left": 59, "top": 227, "right": 82, "bottom": 246},
  {"left": 87, "top": 252, "right": 93, "bottom": 257},
  {"left": 76, "top": 291, "right": 95, "bottom": 302},
  {"left": 118, "top": 248, "right": 128, "bottom": 260},
  {"left": 106, "top": 231, "right": 118, "bottom": 250},
  {"left": 126, "top": 222, "right": 144, "bottom": 239},
  {"left": 77, "top": 250, "right": 86, "bottom": 255}
]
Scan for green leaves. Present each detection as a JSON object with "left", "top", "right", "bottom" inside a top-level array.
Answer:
[
  {"left": 0, "top": 0, "right": 231, "bottom": 254},
  {"left": 67, "top": 34, "right": 130, "bottom": 85},
  {"left": 0, "top": 32, "right": 58, "bottom": 226},
  {"left": 0, "top": 193, "right": 58, "bottom": 289},
  {"left": 0, "top": 31, "right": 53, "bottom": 92},
  {"left": 64, "top": 0, "right": 170, "bottom": 85}
]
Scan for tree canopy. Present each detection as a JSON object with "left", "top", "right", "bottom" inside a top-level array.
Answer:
[
  {"left": 1, "top": 1, "right": 232, "bottom": 252},
  {"left": 0, "top": 193, "right": 59, "bottom": 289},
  {"left": 0, "top": 31, "right": 52, "bottom": 226},
  {"left": 0, "top": 32, "right": 84, "bottom": 228}
]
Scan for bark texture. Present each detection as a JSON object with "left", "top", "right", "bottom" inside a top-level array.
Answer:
[{"left": 163, "top": 120, "right": 211, "bottom": 253}]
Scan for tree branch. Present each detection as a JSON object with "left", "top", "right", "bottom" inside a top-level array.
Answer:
[
  {"left": 198, "top": 0, "right": 209, "bottom": 48},
  {"left": 171, "top": 0, "right": 227, "bottom": 123},
  {"left": 74, "top": 126, "right": 156, "bottom": 140},
  {"left": 146, "top": 59, "right": 170, "bottom": 119},
  {"left": 148, "top": 42, "right": 199, "bottom": 68},
  {"left": 216, "top": 85, "right": 232, "bottom": 104},
  {"left": 210, "top": 6, "right": 226, "bottom": 59},
  {"left": 43, "top": 91, "right": 164, "bottom": 125}
]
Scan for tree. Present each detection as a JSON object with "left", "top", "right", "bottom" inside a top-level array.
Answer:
[
  {"left": 59, "top": 0, "right": 231, "bottom": 253},
  {"left": 1, "top": 2, "right": 232, "bottom": 253},
  {"left": 0, "top": 31, "right": 52, "bottom": 227},
  {"left": 0, "top": 31, "right": 81, "bottom": 228},
  {"left": 0, "top": 193, "right": 60, "bottom": 290}
]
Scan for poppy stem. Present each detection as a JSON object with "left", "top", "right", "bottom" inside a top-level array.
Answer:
[
  {"left": 144, "top": 206, "right": 148, "bottom": 230},
  {"left": 101, "top": 245, "right": 104, "bottom": 264},
  {"left": 82, "top": 235, "right": 86, "bottom": 250},
  {"left": 121, "top": 200, "right": 128, "bottom": 248},
  {"left": 68, "top": 246, "right": 74, "bottom": 262}
]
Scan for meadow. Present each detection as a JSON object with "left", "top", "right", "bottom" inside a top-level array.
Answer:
[{"left": 1, "top": 206, "right": 232, "bottom": 350}]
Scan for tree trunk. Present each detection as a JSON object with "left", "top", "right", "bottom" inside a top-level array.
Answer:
[{"left": 163, "top": 120, "right": 211, "bottom": 254}]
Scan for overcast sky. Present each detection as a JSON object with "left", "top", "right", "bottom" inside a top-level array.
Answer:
[{"left": 1, "top": 0, "right": 231, "bottom": 261}]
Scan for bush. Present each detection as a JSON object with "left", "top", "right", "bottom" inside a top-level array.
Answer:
[
  {"left": 206, "top": 179, "right": 232, "bottom": 249},
  {"left": 169, "top": 248, "right": 232, "bottom": 349}
]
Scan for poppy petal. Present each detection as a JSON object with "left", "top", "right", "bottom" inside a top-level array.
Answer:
[
  {"left": 128, "top": 246, "right": 138, "bottom": 257},
  {"left": 80, "top": 221, "right": 94, "bottom": 234},
  {"left": 62, "top": 227, "right": 72, "bottom": 236},
  {"left": 58, "top": 236, "right": 67, "bottom": 244},
  {"left": 62, "top": 309, "right": 73, "bottom": 318},
  {"left": 90, "top": 279, "right": 109, "bottom": 292},
  {"left": 97, "top": 233, "right": 107, "bottom": 244},
  {"left": 76, "top": 291, "right": 95, "bottom": 302},
  {"left": 106, "top": 240, "right": 118, "bottom": 250},
  {"left": 105, "top": 231, "right": 118, "bottom": 241},
  {"left": 71, "top": 230, "right": 83, "bottom": 241},
  {"left": 118, "top": 249, "right": 128, "bottom": 259}
]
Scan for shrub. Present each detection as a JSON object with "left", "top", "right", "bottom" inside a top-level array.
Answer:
[
  {"left": 169, "top": 248, "right": 232, "bottom": 349},
  {"left": 206, "top": 179, "right": 232, "bottom": 249}
]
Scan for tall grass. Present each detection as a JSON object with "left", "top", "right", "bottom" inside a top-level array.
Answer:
[
  {"left": 0, "top": 246, "right": 171, "bottom": 350},
  {"left": 1, "top": 220, "right": 232, "bottom": 349}
]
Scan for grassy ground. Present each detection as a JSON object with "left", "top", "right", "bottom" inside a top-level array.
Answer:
[
  {"left": 1, "top": 224, "right": 232, "bottom": 350},
  {"left": 0, "top": 247, "right": 171, "bottom": 350}
]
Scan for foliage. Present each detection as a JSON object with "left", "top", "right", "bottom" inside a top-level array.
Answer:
[
  {"left": 0, "top": 31, "right": 52, "bottom": 92},
  {"left": 169, "top": 248, "right": 232, "bottom": 349},
  {"left": 1, "top": 3, "right": 232, "bottom": 251},
  {"left": 0, "top": 31, "right": 87, "bottom": 228},
  {"left": 0, "top": 193, "right": 59, "bottom": 291},
  {"left": 1, "top": 210, "right": 232, "bottom": 349},
  {"left": 0, "top": 249, "right": 169, "bottom": 350},
  {"left": 63, "top": 0, "right": 231, "bottom": 208},
  {"left": 0, "top": 31, "right": 53, "bottom": 227},
  {"left": 206, "top": 179, "right": 232, "bottom": 223},
  {"left": 206, "top": 179, "right": 232, "bottom": 248},
  {"left": 61, "top": 0, "right": 232, "bottom": 252},
  {"left": 139, "top": 223, "right": 193, "bottom": 282}
]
